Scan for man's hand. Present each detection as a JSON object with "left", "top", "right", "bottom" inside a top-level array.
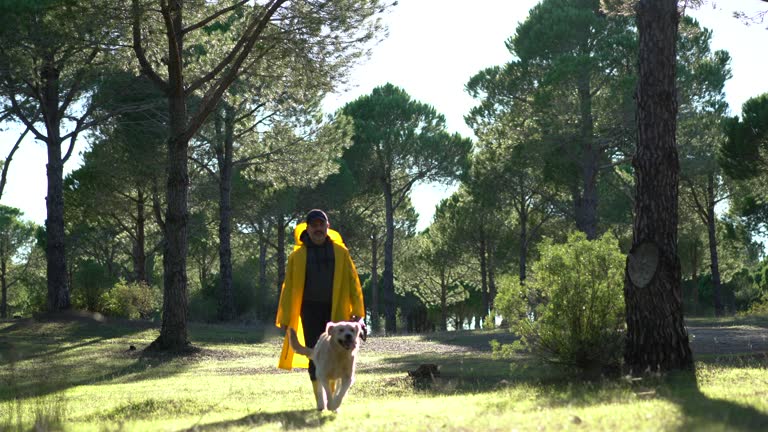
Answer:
[{"left": 350, "top": 315, "right": 367, "bottom": 341}]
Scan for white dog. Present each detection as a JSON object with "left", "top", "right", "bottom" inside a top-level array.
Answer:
[{"left": 289, "top": 320, "right": 364, "bottom": 412}]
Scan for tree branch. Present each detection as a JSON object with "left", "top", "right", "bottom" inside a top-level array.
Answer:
[
  {"left": 0, "top": 126, "right": 29, "bottom": 200},
  {"left": 181, "top": 0, "right": 249, "bottom": 35},
  {"left": 184, "top": 0, "right": 289, "bottom": 141},
  {"left": 132, "top": 0, "right": 169, "bottom": 92},
  {"left": 57, "top": 47, "right": 100, "bottom": 120}
]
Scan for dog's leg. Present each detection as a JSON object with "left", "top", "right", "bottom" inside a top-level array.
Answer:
[
  {"left": 317, "top": 379, "right": 334, "bottom": 411},
  {"left": 312, "top": 380, "right": 326, "bottom": 411},
  {"left": 327, "top": 377, "right": 352, "bottom": 412}
]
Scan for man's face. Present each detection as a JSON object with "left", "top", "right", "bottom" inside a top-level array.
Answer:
[{"left": 307, "top": 219, "right": 328, "bottom": 245}]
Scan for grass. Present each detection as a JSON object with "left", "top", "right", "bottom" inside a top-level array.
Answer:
[{"left": 0, "top": 314, "right": 766, "bottom": 431}]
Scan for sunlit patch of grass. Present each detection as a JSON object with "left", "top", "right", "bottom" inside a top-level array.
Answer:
[{"left": 1, "top": 319, "right": 767, "bottom": 431}]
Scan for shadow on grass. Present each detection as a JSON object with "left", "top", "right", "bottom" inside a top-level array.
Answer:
[
  {"left": 180, "top": 409, "right": 334, "bottom": 431},
  {"left": 416, "top": 329, "right": 519, "bottom": 352},
  {"left": 0, "top": 314, "right": 194, "bottom": 403},
  {"left": 361, "top": 332, "right": 768, "bottom": 430},
  {"left": 665, "top": 369, "right": 768, "bottom": 431}
]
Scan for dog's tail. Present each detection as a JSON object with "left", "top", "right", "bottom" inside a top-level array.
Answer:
[{"left": 288, "top": 328, "right": 313, "bottom": 357}]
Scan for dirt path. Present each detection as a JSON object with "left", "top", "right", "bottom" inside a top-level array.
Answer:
[
  {"left": 361, "top": 326, "right": 768, "bottom": 357},
  {"left": 687, "top": 325, "right": 768, "bottom": 356}
]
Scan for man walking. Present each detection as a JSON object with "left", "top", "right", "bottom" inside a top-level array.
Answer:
[{"left": 275, "top": 209, "right": 365, "bottom": 392}]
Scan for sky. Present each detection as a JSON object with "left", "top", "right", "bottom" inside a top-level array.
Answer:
[{"left": 1, "top": 0, "right": 767, "bottom": 231}]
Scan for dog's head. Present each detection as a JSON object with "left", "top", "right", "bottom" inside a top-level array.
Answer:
[{"left": 326, "top": 321, "right": 362, "bottom": 350}]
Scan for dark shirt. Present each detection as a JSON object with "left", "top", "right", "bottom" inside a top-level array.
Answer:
[{"left": 301, "top": 230, "right": 335, "bottom": 304}]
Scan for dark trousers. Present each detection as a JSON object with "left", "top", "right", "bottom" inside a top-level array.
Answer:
[{"left": 301, "top": 300, "right": 331, "bottom": 381}]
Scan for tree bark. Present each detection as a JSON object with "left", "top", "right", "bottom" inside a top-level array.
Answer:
[
  {"left": 1, "top": 257, "right": 7, "bottom": 318},
  {"left": 382, "top": 182, "right": 396, "bottom": 334},
  {"left": 41, "top": 55, "right": 70, "bottom": 312},
  {"left": 488, "top": 250, "right": 497, "bottom": 312},
  {"left": 151, "top": 0, "right": 190, "bottom": 351},
  {"left": 370, "top": 230, "right": 380, "bottom": 332},
  {"left": 519, "top": 204, "right": 528, "bottom": 284},
  {"left": 576, "top": 11, "right": 599, "bottom": 240},
  {"left": 133, "top": 190, "right": 148, "bottom": 283},
  {"left": 259, "top": 237, "right": 268, "bottom": 310},
  {"left": 479, "top": 234, "right": 489, "bottom": 324},
  {"left": 276, "top": 216, "right": 287, "bottom": 303},
  {"left": 705, "top": 174, "right": 724, "bottom": 316},
  {"left": 624, "top": 0, "right": 693, "bottom": 373},
  {"left": 440, "top": 274, "right": 447, "bottom": 331},
  {"left": 216, "top": 105, "right": 236, "bottom": 321}
]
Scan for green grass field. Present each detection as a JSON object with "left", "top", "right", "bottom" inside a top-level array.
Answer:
[{"left": 1, "top": 314, "right": 767, "bottom": 431}]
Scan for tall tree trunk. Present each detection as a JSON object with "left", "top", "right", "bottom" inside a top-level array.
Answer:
[
  {"left": 216, "top": 105, "right": 236, "bottom": 321},
  {"left": 440, "top": 274, "right": 447, "bottom": 331},
  {"left": 1, "top": 257, "right": 7, "bottom": 318},
  {"left": 259, "top": 237, "right": 268, "bottom": 309},
  {"left": 370, "top": 230, "right": 380, "bottom": 333},
  {"left": 705, "top": 174, "right": 724, "bottom": 316},
  {"left": 519, "top": 204, "right": 528, "bottom": 284},
  {"left": 479, "top": 234, "right": 489, "bottom": 323},
  {"left": 576, "top": 68, "right": 599, "bottom": 240},
  {"left": 690, "top": 240, "right": 699, "bottom": 315},
  {"left": 152, "top": 1, "right": 189, "bottom": 350},
  {"left": 133, "top": 190, "right": 148, "bottom": 283},
  {"left": 382, "top": 183, "right": 396, "bottom": 334},
  {"left": 41, "top": 56, "right": 69, "bottom": 312},
  {"left": 624, "top": 0, "right": 693, "bottom": 373},
  {"left": 488, "top": 250, "right": 497, "bottom": 312}
]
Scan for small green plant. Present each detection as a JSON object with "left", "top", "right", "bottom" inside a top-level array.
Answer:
[
  {"left": 739, "top": 294, "right": 768, "bottom": 317},
  {"left": 495, "top": 232, "right": 626, "bottom": 371},
  {"left": 102, "top": 280, "right": 161, "bottom": 319}
]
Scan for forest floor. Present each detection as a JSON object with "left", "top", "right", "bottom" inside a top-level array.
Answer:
[{"left": 0, "top": 312, "right": 767, "bottom": 431}]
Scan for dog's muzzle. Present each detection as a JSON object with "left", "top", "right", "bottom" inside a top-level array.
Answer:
[{"left": 338, "top": 334, "right": 356, "bottom": 350}]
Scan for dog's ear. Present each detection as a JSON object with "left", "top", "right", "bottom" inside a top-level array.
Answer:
[{"left": 325, "top": 321, "right": 336, "bottom": 334}]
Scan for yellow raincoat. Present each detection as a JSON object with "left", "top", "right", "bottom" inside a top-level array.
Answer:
[{"left": 275, "top": 222, "right": 365, "bottom": 370}]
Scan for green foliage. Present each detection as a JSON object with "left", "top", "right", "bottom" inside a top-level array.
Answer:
[
  {"left": 495, "top": 232, "right": 626, "bottom": 370},
  {"left": 720, "top": 93, "right": 768, "bottom": 180},
  {"left": 71, "top": 261, "right": 114, "bottom": 313},
  {"left": 739, "top": 294, "right": 768, "bottom": 317},
  {"left": 102, "top": 280, "right": 161, "bottom": 320}
]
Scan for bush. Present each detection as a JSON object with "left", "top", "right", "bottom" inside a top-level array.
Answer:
[
  {"left": 71, "top": 261, "right": 114, "bottom": 312},
  {"left": 739, "top": 294, "right": 768, "bottom": 317},
  {"left": 495, "top": 232, "right": 626, "bottom": 371},
  {"left": 102, "top": 280, "right": 161, "bottom": 320}
]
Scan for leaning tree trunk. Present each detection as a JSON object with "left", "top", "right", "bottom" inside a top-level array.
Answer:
[
  {"left": 576, "top": 69, "right": 599, "bottom": 241},
  {"left": 382, "top": 183, "right": 397, "bottom": 334},
  {"left": 215, "top": 105, "right": 236, "bottom": 321},
  {"left": 41, "top": 57, "right": 69, "bottom": 312},
  {"left": 705, "top": 174, "right": 724, "bottom": 316},
  {"left": 624, "top": 0, "right": 693, "bottom": 373}
]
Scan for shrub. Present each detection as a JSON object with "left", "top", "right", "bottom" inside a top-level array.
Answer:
[
  {"left": 739, "top": 294, "right": 768, "bottom": 317},
  {"left": 495, "top": 232, "right": 626, "bottom": 371},
  {"left": 71, "top": 260, "right": 114, "bottom": 312},
  {"left": 102, "top": 280, "right": 161, "bottom": 320}
]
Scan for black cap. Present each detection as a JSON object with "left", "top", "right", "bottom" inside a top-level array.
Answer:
[{"left": 306, "top": 209, "right": 328, "bottom": 224}]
